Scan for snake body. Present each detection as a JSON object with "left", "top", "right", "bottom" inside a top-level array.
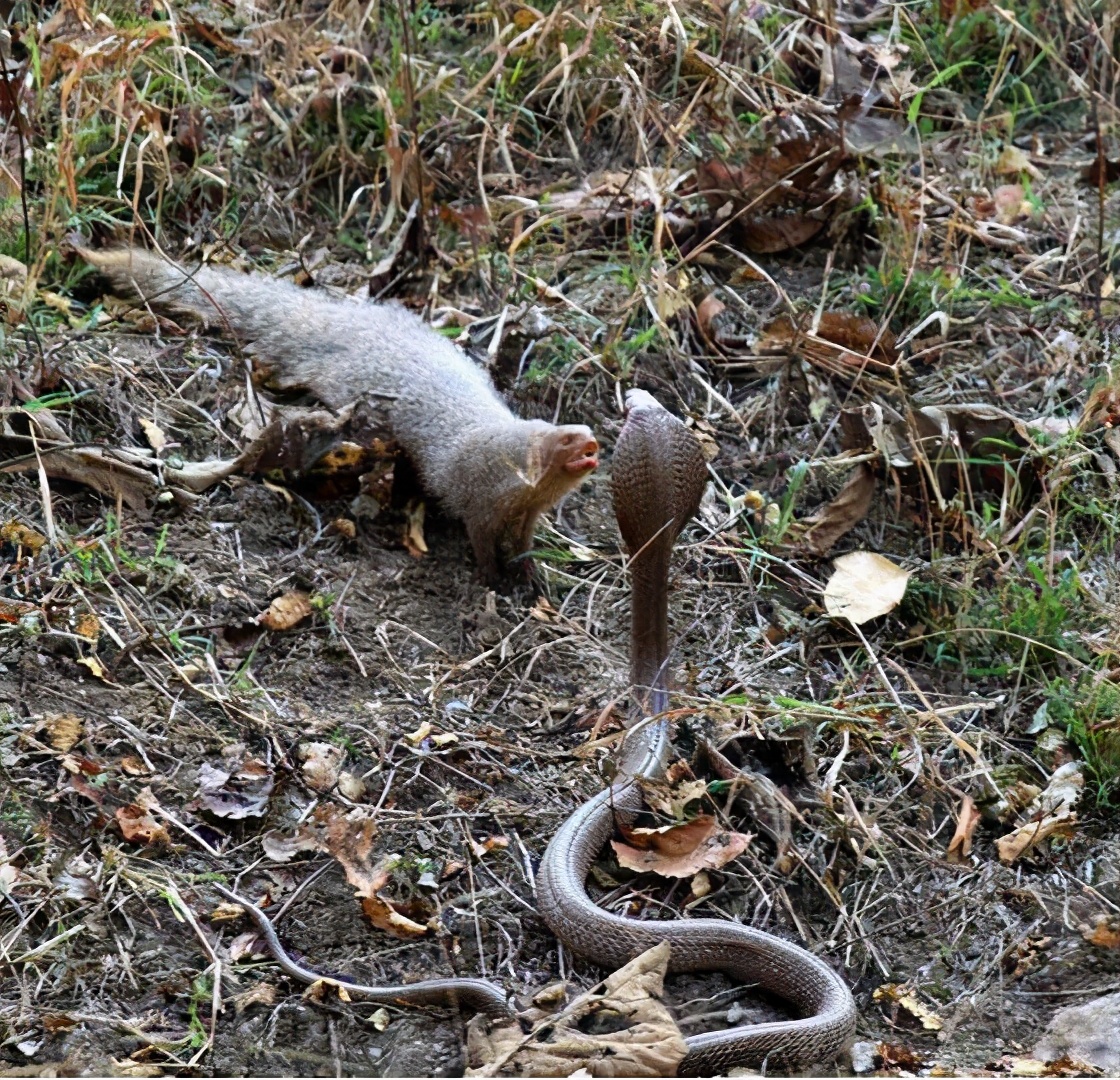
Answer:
[{"left": 217, "top": 389, "right": 856, "bottom": 1074}]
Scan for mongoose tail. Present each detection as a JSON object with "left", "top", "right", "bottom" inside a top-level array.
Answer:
[{"left": 79, "top": 244, "right": 599, "bottom": 585}]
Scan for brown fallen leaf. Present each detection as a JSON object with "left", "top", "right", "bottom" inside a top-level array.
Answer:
[
  {"left": 1, "top": 519, "right": 47, "bottom": 555},
  {"left": 802, "top": 464, "right": 877, "bottom": 556},
  {"left": 73, "top": 613, "right": 100, "bottom": 643},
  {"left": 695, "top": 292, "right": 726, "bottom": 346},
  {"left": 996, "top": 761, "right": 1083, "bottom": 863},
  {"left": 760, "top": 311, "right": 898, "bottom": 380},
  {"left": 403, "top": 498, "right": 428, "bottom": 558},
  {"left": 231, "top": 982, "right": 278, "bottom": 1014},
  {"left": 740, "top": 213, "right": 824, "bottom": 253},
  {"left": 945, "top": 794, "right": 981, "bottom": 863},
  {"left": 44, "top": 713, "right": 84, "bottom": 753},
  {"left": 298, "top": 741, "right": 345, "bottom": 793},
  {"left": 612, "top": 815, "right": 751, "bottom": 878},
  {"left": 466, "top": 941, "right": 688, "bottom": 1077},
  {"left": 116, "top": 795, "right": 170, "bottom": 846},
  {"left": 361, "top": 894, "right": 430, "bottom": 939},
  {"left": 873, "top": 983, "right": 944, "bottom": 1031},
  {"left": 1082, "top": 914, "right": 1120, "bottom": 949},
  {"left": 258, "top": 591, "right": 313, "bottom": 631}
]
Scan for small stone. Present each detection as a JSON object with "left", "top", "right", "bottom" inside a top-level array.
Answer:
[
  {"left": 850, "top": 1040, "right": 878, "bottom": 1074},
  {"left": 1034, "top": 991, "right": 1120, "bottom": 1072}
]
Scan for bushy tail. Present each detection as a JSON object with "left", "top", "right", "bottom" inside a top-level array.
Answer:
[{"left": 77, "top": 245, "right": 312, "bottom": 343}]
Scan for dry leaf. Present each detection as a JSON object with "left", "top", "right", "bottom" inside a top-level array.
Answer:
[
  {"left": 638, "top": 775, "right": 709, "bottom": 819},
  {"left": 873, "top": 983, "right": 944, "bottom": 1030},
  {"left": 1, "top": 520, "right": 47, "bottom": 555},
  {"left": 299, "top": 741, "right": 345, "bottom": 793},
  {"left": 466, "top": 941, "right": 688, "bottom": 1077},
  {"left": 261, "top": 826, "right": 322, "bottom": 863},
  {"left": 996, "top": 762, "right": 1083, "bottom": 863},
  {"left": 996, "top": 145, "right": 1041, "bottom": 178},
  {"left": 195, "top": 758, "right": 275, "bottom": 819},
  {"left": 741, "top": 213, "right": 824, "bottom": 253},
  {"left": 76, "top": 656, "right": 108, "bottom": 680},
  {"left": 232, "top": 982, "right": 278, "bottom": 1014},
  {"left": 803, "top": 464, "right": 877, "bottom": 556},
  {"left": 45, "top": 713, "right": 83, "bottom": 753},
  {"left": 119, "top": 755, "right": 148, "bottom": 776},
  {"left": 404, "top": 721, "right": 433, "bottom": 745},
  {"left": 1083, "top": 914, "right": 1120, "bottom": 949},
  {"left": 612, "top": 815, "right": 751, "bottom": 878},
  {"left": 403, "top": 498, "right": 428, "bottom": 558},
  {"left": 74, "top": 613, "right": 100, "bottom": 642},
  {"left": 337, "top": 770, "right": 367, "bottom": 801},
  {"left": 258, "top": 591, "right": 313, "bottom": 631},
  {"left": 139, "top": 418, "right": 167, "bottom": 452},
  {"left": 945, "top": 794, "right": 981, "bottom": 863},
  {"left": 695, "top": 293, "right": 726, "bottom": 344},
  {"left": 116, "top": 801, "right": 170, "bottom": 846},
  {"left": 210, "top": 902, "right": 246, "bottom": 923},
  {"left": 823, "top": 552, "right": 911, "bottom": 625},
  {"left": 361, "top": 894, "right": 430, "bottom": 939}
]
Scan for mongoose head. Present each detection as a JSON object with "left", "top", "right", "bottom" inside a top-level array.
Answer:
[{"left": 529, "top": 424, "right": 599, "bottom": 501}]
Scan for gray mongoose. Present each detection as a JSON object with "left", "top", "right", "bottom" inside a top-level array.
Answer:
[{"left": 80, "top": 246, "right": 599, "bottom": 584}]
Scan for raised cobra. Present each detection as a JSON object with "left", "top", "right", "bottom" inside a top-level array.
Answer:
[{"left": 215, "top": 389, "right": 857, "bottom": 1074}]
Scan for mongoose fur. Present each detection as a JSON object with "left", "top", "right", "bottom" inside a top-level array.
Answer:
[{"left": 80, "top": 246, "right": 599, "bottom": 585}]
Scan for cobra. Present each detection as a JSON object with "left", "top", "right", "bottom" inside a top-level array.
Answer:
[{"left": 216, "top": 389, "right": 857, "bottom": 1074}]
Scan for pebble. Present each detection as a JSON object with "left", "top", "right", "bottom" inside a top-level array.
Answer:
[
  {"left": 849, "top": 1040, "right": 878, "bottom": 1074},
  {"left": 1034, "top": 991, "right": 1120, "bottom": 1071}
]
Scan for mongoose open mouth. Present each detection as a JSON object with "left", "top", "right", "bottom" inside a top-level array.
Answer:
[{"left": 563, "top": 439, "right": 600, "bottom": 474}]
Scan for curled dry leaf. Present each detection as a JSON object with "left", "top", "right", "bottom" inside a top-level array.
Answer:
[
  {"left": 823, "top": 551, "right": 911, "bottom": 625},
  {"left": 210, "top": 902, "right": 247, "bottom": 923},
  {"left": 465, "top": 941, "right": 688, "bottom": 1077},
  {"left": 695, "top": 293, "right": 726, "bottom": 345},
  {"left": 77, "top": 656, "right": 108, "bottom": 681},
  {"left": 258, "top": 591, "right": 313, "bottom": 631},
  {"left": 612, "top": 815, "right": 751, "bottom": 878},
  {"left": 945, "top": 794, "right": 981, "bottom": 864},
  {"left": 873, "top": 983, "right": 944, "bottom": 1031},
  {"left": 760, "top": 312, "right": 898, "bottom": 378},
  {"left": 996, "top": 761, "right": 1083, "bottom": 864},
  {"left": 403, "top": 498, "right": 428, "bottom": 558}
]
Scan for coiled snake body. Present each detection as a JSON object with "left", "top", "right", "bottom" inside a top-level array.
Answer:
[{"left": 218, "top": 389, "right": 856, "bottom": 1074}]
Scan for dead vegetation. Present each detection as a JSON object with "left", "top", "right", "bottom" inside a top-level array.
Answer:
[{"left": 2, "top": 0, "right": 1120, "bottom": 1076}]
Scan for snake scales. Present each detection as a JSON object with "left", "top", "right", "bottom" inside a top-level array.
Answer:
[{"left": 216, "top": 389, "right": 857, "bottom": 1074}]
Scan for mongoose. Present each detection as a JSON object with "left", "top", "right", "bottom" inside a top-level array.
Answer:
[{"left": 79, "top": 246, "right": 599, "bottom": 584}]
